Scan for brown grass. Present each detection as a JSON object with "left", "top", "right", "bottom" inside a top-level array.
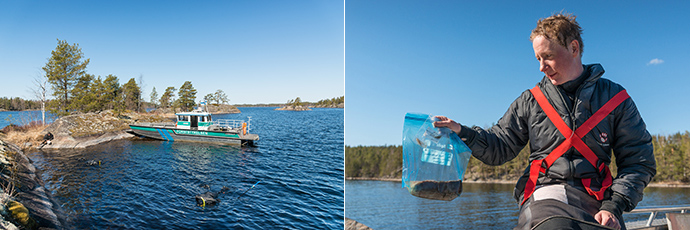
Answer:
[{"left": 0, "top": 123, "right": 46, "bottom": 149}]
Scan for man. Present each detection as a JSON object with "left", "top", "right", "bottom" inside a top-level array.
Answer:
[{"left": 434, "top": 13, "right": 656, "bottom": 229}]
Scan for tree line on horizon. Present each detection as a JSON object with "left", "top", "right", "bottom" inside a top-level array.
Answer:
[
  {"left": 283, "top": 96, "right": 344, "bottom": 108},
  {"left": 345, "top": 131, "right": 690, "bottom": 183},
  {"left": 0, "top": 97, "right": 44, "bottom": 111}
]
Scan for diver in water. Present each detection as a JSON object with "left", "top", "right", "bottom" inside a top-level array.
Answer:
[{"left": 195, "top": 186, "right": 231, "bottom": 207}]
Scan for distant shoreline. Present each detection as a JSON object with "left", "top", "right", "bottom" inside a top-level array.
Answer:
[{"left": 345, "top": 177, "right": 690, "bottom": 188}]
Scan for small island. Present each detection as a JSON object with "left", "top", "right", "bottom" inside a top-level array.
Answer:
[{"left": 275, "top": 96, "right": 343, "bottom": 111}]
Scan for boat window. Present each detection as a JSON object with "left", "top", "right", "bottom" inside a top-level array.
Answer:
[
  {"left": 179, "top": 116, "right": 188, "bottom": 122},
  {"left": 199, "top": 116, "right": 205, "bottom": 122}
]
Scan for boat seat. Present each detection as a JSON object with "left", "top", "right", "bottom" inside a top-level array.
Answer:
[{"left": 667, "top": 213, "right": 690, "bottom": 230}]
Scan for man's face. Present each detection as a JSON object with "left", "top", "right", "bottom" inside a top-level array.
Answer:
[{"left": 532, "top": 35, "right": 581, "bottom": 85}]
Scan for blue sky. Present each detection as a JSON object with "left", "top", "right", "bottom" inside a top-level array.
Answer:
[
  {"left": 346, "top": 1, "right": 690, "bottom": 146},
  {"left": 0, "top": 1, "right": 344, "bottom": 104}
]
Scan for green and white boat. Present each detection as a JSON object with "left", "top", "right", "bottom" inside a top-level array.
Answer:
[{"left": 128, "top": 108, "right": 259, "bottom": 146}]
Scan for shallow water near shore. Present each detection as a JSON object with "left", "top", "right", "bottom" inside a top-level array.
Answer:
[{"left": 27, "top": 107, "right": 344, "bottom": 229}]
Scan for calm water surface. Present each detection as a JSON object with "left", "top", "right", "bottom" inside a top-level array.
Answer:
[
  {"left": 345, "top": 180, "right": 690, "bottom": 229},
  {"left": 26, "top": 107, "right": 344, "bottom": 229},
  {"left": 0, "top": 110, "right": 56, "bottom": 128}
]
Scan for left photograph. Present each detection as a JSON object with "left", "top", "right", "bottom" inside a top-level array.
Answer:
[{"left": 0, "top": 1, "right": 344, "bottom": 229}]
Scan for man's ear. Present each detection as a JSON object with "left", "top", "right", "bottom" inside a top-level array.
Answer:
[{"left": 569, "top": 39, "right": 580, "bottom": 57}]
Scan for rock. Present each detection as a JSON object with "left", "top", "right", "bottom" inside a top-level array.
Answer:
[
  {"left": 7, "top": 200, "right": 36, "bottom": 228},
  {"left": 274, "top": 105, "right": 312, "bottom": 111},
  {"left": 345, "top": 218, "right": 373, "bottom": 230},
  {"left": 1, "top": 139, "right": 68, "bottom": 229},
  {"left": 0, "top": 220, "right": 18, "bottom": 230}
]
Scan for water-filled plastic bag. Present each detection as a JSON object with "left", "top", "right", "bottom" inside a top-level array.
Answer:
[{"left": 402, "top": 113, "right": 471, "bottom": 201}]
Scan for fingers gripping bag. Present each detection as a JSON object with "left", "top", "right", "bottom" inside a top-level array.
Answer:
[{"left": 402, "top": 113, "right": 471, "bottom": 201}]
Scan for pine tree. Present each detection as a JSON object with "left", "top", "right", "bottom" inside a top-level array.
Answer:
[
  {"left": 160, "top": 87, "right": 176, "bottom": 109},
  {"left": 177, "top": 81, "right": 197, "bottom": 112},
  {"left": 43, "top": 39, "right": 90, "bottom": 116},
  {"left": 103, "top": 75, "right": 121, "bottom": 111},
  {"left": 121, "top": 78, "right": 141, "bottom": 111},
  {"left": 70, "top": 74, "right": 95, "bottom": 112},
  {"left": 150, "top": 87, "right": 159, "bottom": 108}
]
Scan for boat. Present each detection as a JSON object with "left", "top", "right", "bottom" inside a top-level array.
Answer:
[
  {"left": 532, "top": 204, "right": 690, "bottom": 229},
  {"left": 624, "top": 204, "right": 690, "bottom": 230},
  {"left": 128, "top": 106, "right": 259, "bottom": 146}
]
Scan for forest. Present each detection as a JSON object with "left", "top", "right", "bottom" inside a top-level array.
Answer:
[
  {"left": 0, "top": 97, "right": 44, "bottom": 111},
  {"left": 345, "top": 131, "right": 690, "bottom": 183}
]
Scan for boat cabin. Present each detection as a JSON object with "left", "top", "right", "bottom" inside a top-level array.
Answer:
[{"left": 176, "top": 112, "right": 212, "bottom": 130}]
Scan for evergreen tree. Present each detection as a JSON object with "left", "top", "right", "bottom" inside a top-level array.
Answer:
[
  {"left": 160, "top": 87, "right": 176, "bottom": 109},
  {"left": 43, "top": 39, "right": 90, "bottom": 116},
  {"left": 293, "top": 97, "right": 302, "bottom": 107},
  {"left": 177, "top": 81, "right": 197, "bottom": 112},
  {"left": 70, "top": 74, "right": 95, "bottom": 112},
  {"left": 86, "top": 76, "right": 106, "bottom": 112},
  {"left": 214, "top": 89, "right": 229, "bottom": 104},
  {"left": 150, "top": 87, "right": 159, "bottom": 108},
  {"left": 204, "top": 93, "right": 214, "bottom": 104},
  {"left": 103, "top": 75, "right": 121, "bottom": 111},
  {"left": 121, "top": 78, "right": 141, "bottom": 111}
]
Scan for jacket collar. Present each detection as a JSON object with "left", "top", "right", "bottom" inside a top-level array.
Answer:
[{"left": 536, "top": 64, "right": 606, "bottom": 115}]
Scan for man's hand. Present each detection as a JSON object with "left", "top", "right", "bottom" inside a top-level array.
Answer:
[
  {"left": 595, "top": 210, "right": 620, "bottom": 230},
  {"left": 432, "top": 116, "right": 462, "bottom": 135}
]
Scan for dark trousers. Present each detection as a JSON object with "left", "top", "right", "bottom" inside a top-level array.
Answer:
[{"left": 514, "top": 184, "right": 625, "bottom": 230}]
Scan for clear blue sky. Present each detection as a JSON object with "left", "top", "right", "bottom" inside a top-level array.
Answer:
[
  {"left": 346, "top": 1, "right": 690, "bottom": 146},
  {"left": 0, "top": 0, "right": 344, "bottom": 104}
]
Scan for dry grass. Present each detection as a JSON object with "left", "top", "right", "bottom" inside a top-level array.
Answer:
[{"left": 0, "top": 123, "right": 46, "bottom": 149}]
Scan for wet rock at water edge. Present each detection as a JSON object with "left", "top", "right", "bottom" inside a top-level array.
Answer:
[{"left": 407, "top": 180, "right": 463, "bottom": 201}]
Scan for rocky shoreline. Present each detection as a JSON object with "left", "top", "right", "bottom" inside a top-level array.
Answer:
[
  {"left": 274, "top": 105, "right": 312, "bottom": 111},
  {"left": 0, "top": 110, "right": 165, "bottom": 229},
  {"left": 0, "top": 139, "right": 68, "bottom": 229}
]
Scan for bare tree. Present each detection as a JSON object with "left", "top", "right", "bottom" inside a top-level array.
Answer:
[
  {"left": 137, "top": 74, "right": 145, "bottom": 112},
  {"left": 30, "top": 72, "right": 49, "bottom": 125}
]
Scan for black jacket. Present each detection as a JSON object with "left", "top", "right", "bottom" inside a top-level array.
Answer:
[{"left": 458, "top": 64, "right": 656, "bottom": 215}]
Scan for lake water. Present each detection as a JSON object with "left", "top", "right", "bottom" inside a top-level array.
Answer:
[
  {"left": 24, "top": 107, "right": 344, "bottom": 229},
  {"left": 0, "top": 110, "right": 56, "bottom": 129},
  {"left": 345, "top": 180, "right": 690, "bottom": 229}
]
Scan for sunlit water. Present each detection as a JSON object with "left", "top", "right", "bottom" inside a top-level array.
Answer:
[
  {"left": 26, "top": 107, "right": 344, "bottom": 229},
  {"left": 345, "top": 180, "right": 690, "bottom": 229},
  {"left": 0, "top": 110, "right": 56, "bottom": 129}
]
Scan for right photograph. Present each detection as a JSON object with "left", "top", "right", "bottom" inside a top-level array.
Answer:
[{"left": 345, "top": 1, "right": 690, "bottom": 230}]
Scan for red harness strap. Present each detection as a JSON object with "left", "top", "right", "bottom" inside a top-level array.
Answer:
[{"left": 521, "top": 85, "right": 630, "bottom": 205}]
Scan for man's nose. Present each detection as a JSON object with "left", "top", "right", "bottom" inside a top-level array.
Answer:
[{"left": 539, "top": 61, "right": 548, "bottom": 72}]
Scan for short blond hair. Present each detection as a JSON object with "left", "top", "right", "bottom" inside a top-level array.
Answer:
[{"left": 530, "top": 13, "right": 583, "bottom": 56}]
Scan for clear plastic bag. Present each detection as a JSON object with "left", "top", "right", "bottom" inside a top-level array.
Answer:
[{"left": 402, "top": 113, "right": 471, "bottom": 201}]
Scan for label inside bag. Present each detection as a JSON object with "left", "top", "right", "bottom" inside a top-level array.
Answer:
[{"left": 420, "top": 140, "right": 454, "bottom": 166}]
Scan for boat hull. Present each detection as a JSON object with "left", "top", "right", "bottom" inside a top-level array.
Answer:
[{"left": 128, "top": 124, "right": 258, "bottom": 146}]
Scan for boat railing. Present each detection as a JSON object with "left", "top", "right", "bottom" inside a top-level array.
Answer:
[
  {"left": 212, "top": 119, "right": 245, "bottom": 129},
  {"left": 624, "top": 204, "right": 690, "bottom": 229},
  {"left": 136, "top": 123, "right": 177, "bottom": 129}
]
